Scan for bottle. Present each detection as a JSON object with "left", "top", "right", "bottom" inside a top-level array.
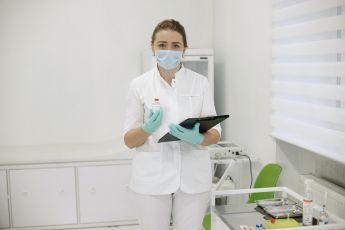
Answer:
[
  {"left": 282, "top": 191, "right": 288, "bottom": 206},
  {"left": 302, "top": 179, "right": 314, "bottom": 226},
  {"left": 151, "top": 97, "right": 161, "bottom": 112},
  {"left": 319, "top": 192, "right": 329, "bottom": 225},
  {"left": 319, "top": 205, "right": 329, "bottom": 225}
]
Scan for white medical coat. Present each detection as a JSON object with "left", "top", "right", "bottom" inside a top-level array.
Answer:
[{"left": 123, "top": 65, "right": 221, "bottom": 195}]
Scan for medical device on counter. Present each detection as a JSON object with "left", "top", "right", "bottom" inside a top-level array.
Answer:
[
  {"left": 208, "top": 141, "right": 252, "bottom": 205},
  {"left": 208, "top": 141, "right": 242, "bottom": 159}
]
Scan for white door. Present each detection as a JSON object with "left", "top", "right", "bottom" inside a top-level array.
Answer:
[
  {"left": 0, "top": 170, "right": 10, "bottom": 228},
  {"left": 10, "top": 168, "right": 77, "bottom": 227},
  {"left": 78, "top": 164, "right": 136, "bottom": 223}
]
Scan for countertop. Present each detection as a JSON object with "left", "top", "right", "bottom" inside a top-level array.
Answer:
[{"left": 0, "top": 140, "right": 134, "bottom": 165}]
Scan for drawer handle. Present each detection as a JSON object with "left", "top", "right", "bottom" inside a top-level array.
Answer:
[
  {"left": 90, "top": 187, "right": 96, "bottom": 194},
  {"left": 125, "top": 184, "right": 130, "bottom": 192},
  {"left": 21, "top": 191, "right": 28, "bottom": 197}
]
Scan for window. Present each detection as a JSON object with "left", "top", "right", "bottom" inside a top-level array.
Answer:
[{"left": 271, "top": 0, "right": 345, "bottom": 163}]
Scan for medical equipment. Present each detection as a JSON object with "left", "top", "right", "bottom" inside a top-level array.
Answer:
[
  {"left": 302, "top": 179, "right": 314, "bottom": 226},
  {"left": 319, "top": 192, "right": 329, "bottom": 225},
  {"left": 208, "top": 141, "right": 242, "bottom": 159},
  {"left": 155, "top": 50, "right": 183, "bottom": 69},
  {"left": 258, "top": 199, "right": 303, "bottom": 219},
  {"left": 209, "top": 141, "right": 252, "bottom": 206},
  {"left": 211, "top": 187, "right": 345, "bottom": 230}
]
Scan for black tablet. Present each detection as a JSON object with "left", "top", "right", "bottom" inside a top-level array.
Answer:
[{"left": 158, "top": 114, "right": 229, "bottom": 143}]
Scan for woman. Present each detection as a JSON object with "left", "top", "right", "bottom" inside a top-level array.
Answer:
[{"left": 123, "top": 19, "right": 221, "bottom": 230}]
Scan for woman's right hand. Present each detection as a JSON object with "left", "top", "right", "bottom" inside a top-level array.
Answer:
[
  {"left": 142, "top": 107, "right": 163, "bottom": 134},
  {"left": 124, "top": 108, "right": 163, "bottom": 148}
]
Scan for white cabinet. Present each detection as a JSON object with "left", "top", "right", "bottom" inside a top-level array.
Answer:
[
  {"left": 1, "top": 155, "right": 136, "bottom": 229},
  {"left": 78, "top": 164, "right": 136, "bottom": 223},
  {"left": 0, "top": 170, "right": 10, "bottom": 228},
  {"left": 10, "top": 168, "right": 77, "bottom": 227}
]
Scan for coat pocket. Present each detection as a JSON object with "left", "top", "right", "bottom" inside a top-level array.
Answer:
[{"left": 131, "top": 151, "right": 162, "bottom": 184}]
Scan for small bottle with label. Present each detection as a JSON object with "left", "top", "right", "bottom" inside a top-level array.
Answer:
[
  {"left": 319, "top": 205, "right": 329, "bottom": 225},
  {"left": 152, "top": 97, "right": 161, "bottom": 112},
  {"left": 303, "top": 179, "right": 314, "bottom": 226},
  {"left": 319, "top": 192, "right": 329, "bottom": 225}
]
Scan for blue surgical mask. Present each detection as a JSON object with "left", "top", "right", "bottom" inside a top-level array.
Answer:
[{"left": 155, "top": 50, "right": 183, "bottom": 70}]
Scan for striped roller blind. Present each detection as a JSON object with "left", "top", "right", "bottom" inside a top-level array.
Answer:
[{"left": 271, "top": 0, "right": 345, "bottom": 163}]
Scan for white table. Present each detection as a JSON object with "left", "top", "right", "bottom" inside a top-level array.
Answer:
[{"left": 211, "top": 187, "right": 345, "bottom": 230}]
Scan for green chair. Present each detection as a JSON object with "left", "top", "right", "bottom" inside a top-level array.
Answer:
[
  {"left": 247, "top": 163, "right": 282, "bottom": 203},
  {"left": 202, "top": 163, "right": 282, "bottom": 230},
  {"left": 202, "top": 213, "right": 211, "bottom": 230}
]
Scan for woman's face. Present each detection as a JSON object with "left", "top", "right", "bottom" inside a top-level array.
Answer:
[{"left": 151, "top": 30, "right": 185, "bottom": 54}]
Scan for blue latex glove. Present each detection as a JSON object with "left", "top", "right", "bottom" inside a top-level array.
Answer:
[
  {"left": 142, "top": 107, "right": 163, "bottom": 134},
  {"left": 168, "top": 122, "right": 204, "bottom": 145}
]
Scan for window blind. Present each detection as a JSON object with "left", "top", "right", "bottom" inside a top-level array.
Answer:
[{"left": 271, "top": 0, "right": 345, "bottom": 163}]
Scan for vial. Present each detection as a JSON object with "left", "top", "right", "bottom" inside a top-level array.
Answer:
[
  {"left": 319, "top": 192, "right": 329, "bottom": 225},
  {"left": 152, "top": 97, "right": 161, "bottom": 112},
  {"left": 319, "top": 205, "right": 329, "bottom": 225}
]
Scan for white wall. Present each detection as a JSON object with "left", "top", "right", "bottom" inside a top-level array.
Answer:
[
  {"left": 0, "top": 0, "right": 213, "bottom": 158},
  {"left": 213, "top": 0, "right": 275, "bottom": 166},
  {"left": 276, "top": 141, "right": 345, "bottom": 192}
]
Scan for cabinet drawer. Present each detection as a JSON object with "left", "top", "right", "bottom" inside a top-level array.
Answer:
[
  {"left": 10, "top": 167, "right": 77, "bottom": 227},
  {"left": 78, "top": 164, "right": 136, "bottom": 223},
  {"left": 0, "top": 170, "right": 10, "bottom": 228}
]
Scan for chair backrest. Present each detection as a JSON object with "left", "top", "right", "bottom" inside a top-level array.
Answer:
[
  {"left": 202, "top": 213, "right": 211, "bottom": 230},
  {"left": 247, "top": 163, "right": 282, "bottom": 203}
]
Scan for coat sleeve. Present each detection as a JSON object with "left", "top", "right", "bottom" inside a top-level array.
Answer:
[
  {"left": 123, "top": 79, "right": 144, "bottom": 136},
  {"left": 200, "top": 78, "right": 222, "bottom": 135}
]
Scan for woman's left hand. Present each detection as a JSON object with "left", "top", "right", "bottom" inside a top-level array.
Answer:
[{"left": 168, "top": 122, "right": 204, "bottom": 145}]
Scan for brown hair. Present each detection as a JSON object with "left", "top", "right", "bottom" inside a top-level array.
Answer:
[{"left": 151, "top": 19, "right": 188, "bottom": 47}]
